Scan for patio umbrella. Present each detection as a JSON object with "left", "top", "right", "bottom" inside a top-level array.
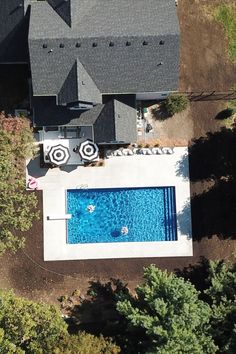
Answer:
[
  {"left": 48, "top": 144, "right": 70, "bottom": 166},
  {"left": 79, "top": 140, "right": 99, "bottom": 161}
]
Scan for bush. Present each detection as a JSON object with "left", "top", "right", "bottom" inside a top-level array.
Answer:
[
  {"left": 162, "top": 94, "right": 189, "bottom": 116},
  {"left": 0, "top": 113, "right": 39, "bottom": 255}
]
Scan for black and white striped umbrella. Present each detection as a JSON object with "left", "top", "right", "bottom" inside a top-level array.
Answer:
[
  {"left": 48, "top": 144, "right": 70, "bottom": 166},
  {"left": 79, "top": 140, "right": 99, "bottom": 161}
]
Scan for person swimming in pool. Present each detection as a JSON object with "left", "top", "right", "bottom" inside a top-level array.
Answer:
[
  {"left": 87, "top": 204, "right": 95, "bottom": 213},
  {"left": 121, "top": 226, "right": 129, "bottom": 235}
]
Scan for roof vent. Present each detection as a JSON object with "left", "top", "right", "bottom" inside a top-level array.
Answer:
[
  {"left": 157, "top": 61, "right": 163, "bottom": 66},
  {"left": 159, "top": 40, "right": 165, "bottom": 45},
  {"left": 43, "top": 44, "right": 47, "bottom": 48},
  {"left": 92, "top": 42, "right": 97, "bottom": 47},
  {"left": 59, "top": 43, "right": 64, "bottom": 48},
  {"left": 109, "top": 41, "right": 114, "bottom": 47},
  {"left": 126, "top": 41, "right": 131, "bottom": 46},
  {"left": 143, "top": 41, "right": 148, "bottom": 46}
]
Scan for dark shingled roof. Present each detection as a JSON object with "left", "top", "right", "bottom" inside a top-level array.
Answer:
[
  {"left": 28, "top": 0, "right": 180, "bottom": 99},
  {"left": 33, "top": 96, "right": 137, "bottom": 144},
  {"left": 58, "top": 59, "right": 102, "bottom": 105},
  {"left": 47, "top": 0, "right": 72, "bottom": 28}
]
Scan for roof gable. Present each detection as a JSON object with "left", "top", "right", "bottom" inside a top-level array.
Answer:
[{"left": 47, "top": 0, "right": 72, "bottom": 28}]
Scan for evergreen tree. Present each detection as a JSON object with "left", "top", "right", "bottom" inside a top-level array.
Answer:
[
  {"left": 117, "top": 265, "right": 217, "bottom": 354},
  {"left": 205, "top": 258, "right": 236, "bottom": 353}
]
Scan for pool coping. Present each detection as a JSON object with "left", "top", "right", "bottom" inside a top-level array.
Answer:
[{"left": 42, "top": 147, "right": 192, "bottom": 260}]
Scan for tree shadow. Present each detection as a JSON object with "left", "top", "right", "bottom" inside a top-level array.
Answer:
[
  {"left": 176, "top": 127, "right": 236, "bottom": 240},
  {"left": 64, "top": 279, "right": 143, "bottom": 353},
  {"left": 177, "top": 199, "right": 192, "bottom": 238},
  {"left": 175, "top": 257, "right": 210, "bottom": 298},
  {"left": 177, "top": 127, "right": 236, "bottom": 182},
  {"left": 179, "top": 178, "right": 236, "bottom": 240},
  {"left": 215, "top": 108, "right": 234, "bottom": 120},
  {"left": 69, "top": 279, "right": 129, "bottom": 334},
  {"left": 150, "top": 106, "right": 170, "bottom": 121}
]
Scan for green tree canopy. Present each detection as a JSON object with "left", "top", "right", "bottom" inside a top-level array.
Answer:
[
  {"left": 162, "top": 94, "right": 189, "bottom": 116},
  {"left": 205, "top": 258, "right": 236, "bottom": 353},
  {"left": 0, "top": 290, "right": 120, "bottom": 354},
  {"left": 117, "top": 265, "right": 217, "bottom": 354},
  {"left": 0, "top": 113, "right": 39, "bottom": 255}
]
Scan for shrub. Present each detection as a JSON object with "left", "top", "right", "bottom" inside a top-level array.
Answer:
[
  {"left": 0, "top": 113, "right": 39, "bottom": 255},
  {"left": 162, "top": 94, "right": 189, "bottom": 116}
]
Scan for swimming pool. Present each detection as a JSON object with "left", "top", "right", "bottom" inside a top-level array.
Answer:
[{"left": 66, "top": 187, "right": 177, "bottom": 244}]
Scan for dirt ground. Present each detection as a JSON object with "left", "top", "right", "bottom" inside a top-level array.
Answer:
[
  {"left": 178, "top": 0, "right": 236, "bottom": 92},
  {"left": 1, "top": 0, "right": 236, "bottom": 304}
]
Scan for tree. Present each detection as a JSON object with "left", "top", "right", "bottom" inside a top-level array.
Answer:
[
  {"left": 0, "top": 290, "right": 120, "bottom": 354},
  {"left": 117, "top": 265, "right": 217, "bottom": 354},
  {"left": 205, "top": 258, "right": 236, "bottom": 353},
  {"left": 162, "top": 94, "right": 189, "bottom": 116},
  {"left": 0, "top": 113, "right": 39, "bottom": 255}
]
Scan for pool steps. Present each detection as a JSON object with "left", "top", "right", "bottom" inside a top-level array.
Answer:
[{"left": 164, "top": 187, "right": 177, "bottom": 241}]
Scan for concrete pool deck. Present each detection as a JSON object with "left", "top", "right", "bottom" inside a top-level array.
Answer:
[{"left": 27, "top": 147, "right": 192, "bottom": 260}]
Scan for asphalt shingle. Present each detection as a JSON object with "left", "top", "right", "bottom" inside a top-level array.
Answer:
[{"left": 29, "top": 0, "right": 180, "bottom": 97}]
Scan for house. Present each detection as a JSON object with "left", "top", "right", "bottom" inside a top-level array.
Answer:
[{"left": 0, "top": 0, "right": 180, "bottom": 146}]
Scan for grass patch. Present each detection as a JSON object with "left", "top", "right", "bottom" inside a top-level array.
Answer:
[{"left": 214, "top": 4, "right": 236, "bottom": 62}]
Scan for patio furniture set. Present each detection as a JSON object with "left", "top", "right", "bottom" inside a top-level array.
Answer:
[{"left": 106, "top": 147, "right": 174, "bottom": 158}]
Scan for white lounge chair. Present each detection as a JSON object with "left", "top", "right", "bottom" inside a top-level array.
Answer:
[
  {"left": 146, "top": 148, "right": 152, "bottom": 155},
  {"left": 132, "top": 148, "right": 139, "bottom": 154},
  {"left": 106, "top": 150, "right": 113, "bottom": 158},
  {"left": 152, "top": 147, "right": 163, "bottom": 154},
  {"left": 122, "top": 148, "right": 134, "bottom": 156},
  {"left": 162, "top": 147, "right": 174, "bottom": 154},
  {"left": 113, "top": 150, "right": 123, "bottom": 156},
  {"left": 139, "top": 148, "right": 147, "bottom": 155}
]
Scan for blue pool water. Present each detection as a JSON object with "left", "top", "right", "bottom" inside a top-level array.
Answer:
[{"left": 67, "top": 187, "right": 177, "bottom": 244}]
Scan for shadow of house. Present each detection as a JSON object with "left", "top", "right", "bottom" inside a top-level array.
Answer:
[
  {"left": 0, "top": 2, "right": 30, "bottom": 110},
  {"left": 0, "top": 1, "right": 29, "bottom": 63}
]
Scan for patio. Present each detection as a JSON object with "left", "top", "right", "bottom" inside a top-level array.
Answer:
[
  {"left": 35, "top": 126, "right": 98, "bottom": 166},
  {"left": 26, "top": 147, "right": 192, "bottom": 260}
]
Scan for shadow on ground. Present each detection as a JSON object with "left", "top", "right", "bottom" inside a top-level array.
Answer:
[
  {"left": 63, "top": 279, "right": 146, "bottom": 353},
  {"left": 177, "top": 127, "right": 236, "bottom": 181},
  {"left": 177, "top": 127, "right": 236, "bottom": 240},
  {"left": 27, "top": 155, "right": 49, "bottom": 178},
  {"left": 175, "top": 257, "right": 210, "bottom": 295}
]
